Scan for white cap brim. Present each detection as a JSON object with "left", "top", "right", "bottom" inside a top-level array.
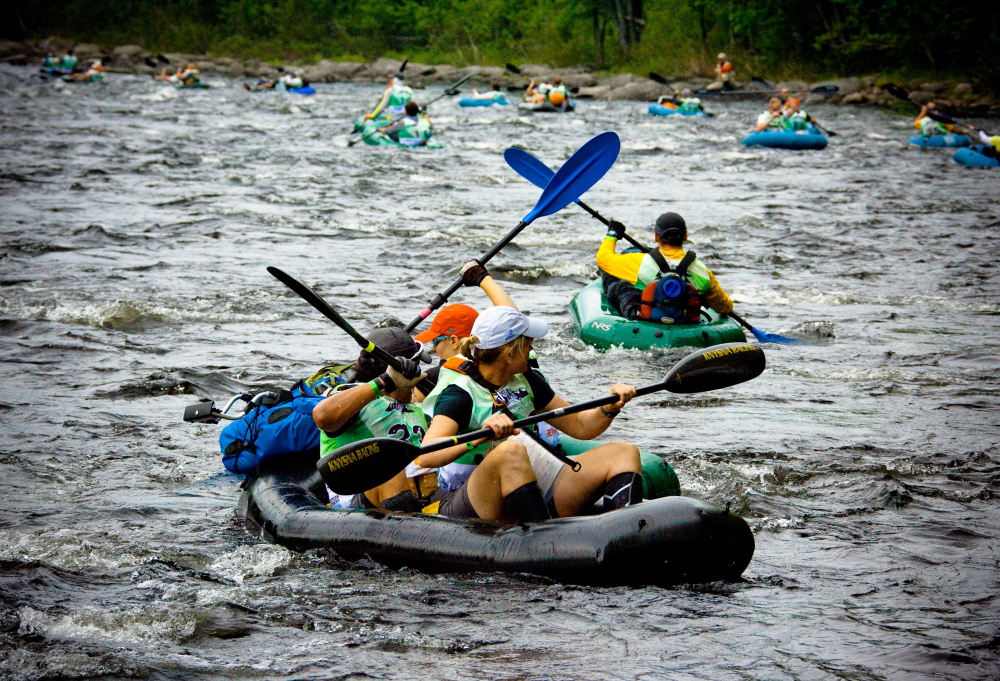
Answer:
[{"left": 522, "top": 315, "right": 548, "bottom": 339}]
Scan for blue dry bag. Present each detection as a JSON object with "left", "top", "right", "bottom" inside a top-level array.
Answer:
[{"left": 220, "top": 384, "right": 324, "bottom": 476}]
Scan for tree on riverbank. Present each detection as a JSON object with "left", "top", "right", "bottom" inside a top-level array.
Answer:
[{"left": 5, "top": 0, "right": 998, "bottom": 88}]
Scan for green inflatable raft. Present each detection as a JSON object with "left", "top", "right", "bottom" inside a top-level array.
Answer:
[
  {"left": 569, "top": 279, "right": 746, "bottom": 351},
  {"left": 354, "top": 117, "right": 442, "bottom": 149},
  {"left": 559, "top": 436, "right": 680, "bottom": 499}
]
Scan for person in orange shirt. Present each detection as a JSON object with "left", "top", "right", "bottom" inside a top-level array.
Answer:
[
  {"left": 707, "top": 53, "right": 735, "bottom": 91},
  {"left": 596, "top": 213, "right": 733, "bottom": 322}
]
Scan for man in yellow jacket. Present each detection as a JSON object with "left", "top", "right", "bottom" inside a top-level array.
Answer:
[{"left": 596, "top": 212, "right": 733, "bottom": 321}]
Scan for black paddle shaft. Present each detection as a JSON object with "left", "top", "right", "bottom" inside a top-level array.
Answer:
[
  {"left": 404, "top": 219, "right": 529, "bottom": 332},
  {"left": 577, "top": 201, "right": 650, "bottom": 253},
  {"left": 267, "top": 267, "right": 435, "bottom": 394},
  {"left": 495, "top": 401, "right": 581, "bottom": 472},
  {"left": 419, "top": 381, "right": 670, "bottom": 456}
]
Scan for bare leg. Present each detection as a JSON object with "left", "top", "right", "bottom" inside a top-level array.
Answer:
[
  {"left": 466, "top": 440, "right": 537, "bottom": 521},
  {"left": 363, "top": 470, "right": 411, "bottom": 507},
  {"left": 549, "top": 442, "right": 641, "bottom": 517}
]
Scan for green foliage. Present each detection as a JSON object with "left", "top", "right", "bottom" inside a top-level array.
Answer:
[{"left": 6, "top": 0, "right": 998, "bottom": 88}]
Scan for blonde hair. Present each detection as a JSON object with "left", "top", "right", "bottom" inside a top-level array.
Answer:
[{"left": 458, "top": 334, "right": 533, "bottom": 366}]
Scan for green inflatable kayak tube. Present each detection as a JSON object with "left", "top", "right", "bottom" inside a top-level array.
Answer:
[
  {"left": 559, "top": 436, "right": 680, "bottom": 499},
  {"left": 569, "top": 278, "right": 746, "bottom": 351},
  {"left": 354, "top": 118, "right": 442, "bottom": 149}
]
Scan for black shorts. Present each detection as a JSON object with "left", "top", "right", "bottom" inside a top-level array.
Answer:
[{"left": 432, "top": 484, "right": 479, "bottom": 519}]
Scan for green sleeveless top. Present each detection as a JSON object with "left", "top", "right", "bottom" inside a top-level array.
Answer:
[{"left": 319, "top": 384, "right": 428, "bottom": 456}]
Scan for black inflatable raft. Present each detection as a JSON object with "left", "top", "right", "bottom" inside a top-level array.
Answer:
[{"left": 237, "top": 463, "right": 755, "bottom": 586}]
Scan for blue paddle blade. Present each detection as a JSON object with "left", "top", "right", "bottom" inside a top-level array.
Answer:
[
  {"left": 521, "top": 131, "right": 620, "bottom": 224},
  {"left": 748, "top": 326, "right": 803, "bottom": 345},
  {"left": 504, "top": 148, "right": 555, "bottom": 190}
]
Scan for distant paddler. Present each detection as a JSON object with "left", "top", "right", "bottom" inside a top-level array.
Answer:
[
  {"left": 468, "top": 81, "right": 509, "bottom": 104},
  {"left": 756, "top": 97, "right": 784, "bottom": 131},
  {"left": 706, "top": 52, "right": 735, "bottom": 91},
  {"left": 377, "top": 101, "right": 434, "bottom": 146},
  {"left": 66, "top": 60, "right": 105, "bottom": 82},
  {"left": 914, "top": 101, "right": 974, "bottom": 138},
  {"left": 366, "top": 75, "right": 413, "bottom": 120},
  {"left": 657, "top": 88, "right": 705, "bottom": 115}
]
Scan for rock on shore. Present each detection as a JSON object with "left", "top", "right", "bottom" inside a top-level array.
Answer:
[{"left": 2, "top": 36, "right": 995, "bottom": 115}]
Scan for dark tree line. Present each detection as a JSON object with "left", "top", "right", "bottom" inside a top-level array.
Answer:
[{"left": 5, "top": 0, "right": 997, "bottom": 88}]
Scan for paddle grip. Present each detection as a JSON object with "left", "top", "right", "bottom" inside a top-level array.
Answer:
[
  {"left": 418, "top": 381, "right": 669, "bottom": 456},
  {"left": 404, "top": 221, "right": 529, "bottom": 332}
]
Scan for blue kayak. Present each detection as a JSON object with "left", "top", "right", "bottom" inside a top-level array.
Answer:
[
  {"left": 742, "top": 126, "right": 827, "bottom": 150},
  {"left": 953, "top": 145, "right": 999, "bottom": 168},
  {"left": 459, "top": 97, "right": 508, "bottom": 107},
  {"left": 648, "top": 104, "right": 706, "bottom": 117},
  {"left": 909, "top": 134, "right": 969, "bottom": 148},
  {"left": 288, "top": 85, "right": 316, "bottom": 95}
]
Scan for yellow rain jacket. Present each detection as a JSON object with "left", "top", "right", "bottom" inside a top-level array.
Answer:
[{"left": 596, "top": 236, "right": 734, "bottom": 314}]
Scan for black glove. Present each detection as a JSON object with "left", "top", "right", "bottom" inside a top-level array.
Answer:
[
  {"left": 460, "top": 260, "right": 490, "bottom": 287},
  {"left": 395, "top": 356, "right": 421, "bottom": 380},
  {"left": 607, "top": 220, "right": 626, "bottom": 239},
  {"left": 380, "top": 357, "right": 424, "bottom": 393}
]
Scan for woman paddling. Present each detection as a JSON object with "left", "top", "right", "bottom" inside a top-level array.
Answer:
[{"left": 418, "top": 304, "right": 643, "bottom": 523}]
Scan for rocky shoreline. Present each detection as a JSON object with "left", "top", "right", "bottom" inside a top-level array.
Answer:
[{"left": 3, "top": 36, "right": 996, "bottom": 115}]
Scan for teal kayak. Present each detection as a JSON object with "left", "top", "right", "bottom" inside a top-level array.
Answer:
[
  {"left": 569, "top": 279, "right": 746, "bottom": 351},
  {"left": 559, "top": 436, "right": 680, "bottom": 499},
  {"left": 355, "top": 118, "right": 442, "bottom": 149},
  {"left": 953, "top": 145, "right": 999, "bottom": 168}
]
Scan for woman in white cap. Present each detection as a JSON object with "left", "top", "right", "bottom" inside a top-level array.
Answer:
[{"left": 417, "top": 305, "right": 643, "bottom": 523}]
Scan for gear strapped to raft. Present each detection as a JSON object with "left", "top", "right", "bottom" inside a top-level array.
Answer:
[
  {"left": 183, "top": 365, "right": 353, "bottom": 477},
  {"left": 639, "top": 250, "right": 706, "bottom": 324}
]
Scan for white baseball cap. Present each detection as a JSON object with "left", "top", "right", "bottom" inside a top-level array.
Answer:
[{"left": 471, "top": 306, "right": 547, "bottom": 350}]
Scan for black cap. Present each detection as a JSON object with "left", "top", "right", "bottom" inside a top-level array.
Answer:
[
  {"left": 654, "top": 212, "right": 687, "bottom": 238},
  {"left": 362, "top": 328, "right": 431, "bottom": 364}
]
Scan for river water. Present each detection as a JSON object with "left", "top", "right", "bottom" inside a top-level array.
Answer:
[{"left": 1, "top": 65, "right": 998, "bottom": 680}]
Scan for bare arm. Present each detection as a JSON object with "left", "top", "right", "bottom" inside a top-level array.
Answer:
[
  {"left": 312, "top": 383, "right": 377, "bottom": 432},
  {"left": 541, "top": 384, "right": 637, "bottom": 440},
  {"left": 417, "top": 413, "right": 512, "bottom": 468}
]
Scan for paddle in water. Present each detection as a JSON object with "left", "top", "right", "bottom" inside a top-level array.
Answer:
[
  {"left": 267, "top": 266, "right": 437, "bottom": 395},
  {"left": 402, "top": 131, "right": 621, "bottom": 332},
  {"left": 348, "top": 72, "right": 475, "bottom": 147},
  {"left": 503, "top": 147, "right": 804, "bottom": 345},
  {"left": 319, "top": 342, "right": 766, "bottom": 493}
]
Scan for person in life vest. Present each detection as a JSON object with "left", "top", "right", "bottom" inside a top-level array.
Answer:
[
  {"left": 596, "top": 212, "right": 734, "bottom": 322},
  {"left": 756, "top": 97, "right": 784, "bottom": 131},
  {"left": 312, "top": 327, "right": 434, "bottom": 511},
  {"left": 367, "top": 75, "right": 412, "bottom": 120},
  {"left": 780, "top": 97, "right": 813, "bottom": 132},
  {"left": 469, "top": 82, "right": 508, "bottom": 103},
  {"left": 60, "top": 52, "right": 79, "bottom": 71},
  {"left": 418, "top": 305, "right": 643, "bottom": 522},
  {"left": 378, "top": 101, "right": 433, "bottom": 145},
  {"left": 913, "top": 101, "right": 974, "bottom": 137},
  {"left": 524, "top": 80, "right": 545, "bottom": 104},
  {"left": 68, "top": 60, "right": 105, "bottom": 82},
  {"left": 676, "top": 88, "right": 703, "bottom": 114},
  {"left": 707, "top": 53, "right": 734, "bottom": 91}
]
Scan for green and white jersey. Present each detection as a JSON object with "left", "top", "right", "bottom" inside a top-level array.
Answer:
[{"left": 320, "top": 386, "right": 428, "bottom": 456}]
